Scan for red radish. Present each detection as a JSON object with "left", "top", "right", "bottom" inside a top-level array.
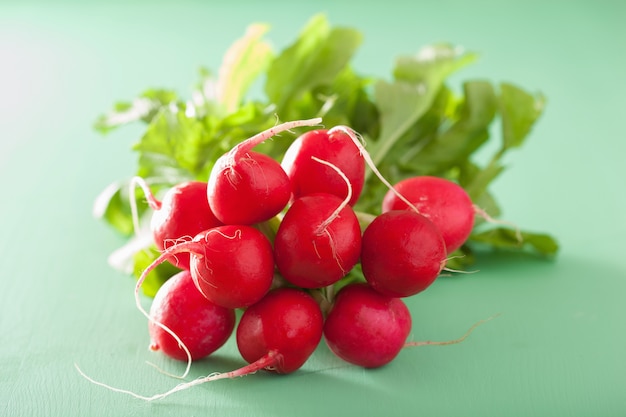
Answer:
[
  {"left": 79, "top": 288, "right": 323, "bottom": 401},
  {"left": 274, "top": 193, "right": 361, "bottom": 288},
  {"left": 236, "top": 287, "right": 324, "bottom": 374},
  {"left": 138, "top": 225, "right": 274, "bottom": 309},
  {"left": 148, "top": 270, "right": 235, "bottom": 361},
  {"left": 382, "top": 176, "right": 475, "bottom": 253},
  {"left": 281, "top": 129, "right": 365, "bottom": 205},
  {"left": 295, "top": 126, "right": 445, "bottom": 296},
  {"left": 207, "top": 118, "right": 321, "bottom": 225},
  {"left": 361, "top": 210, "right": 447, "bottom": 298},
  {"left": 130, "top": 178, "right": 222, "bottom": 269},
  {"left": 130, "top": 223, "right": 274, "bottom": 377},
  {"left": 323, "top": 283, "right": 412, "bottom": 368},
  {"left": 189, "top": 225, "right": 274, "bottom": 309},
  {"left": 274, "top": 157, "right": 361, "bottom": 289},
  {"left": 130, "top": 224, "right": 272, "bottom": 378}
]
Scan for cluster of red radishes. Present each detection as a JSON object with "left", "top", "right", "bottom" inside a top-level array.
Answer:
[{"left": 130, "top": 117, "right": 479, "bottom": 397}]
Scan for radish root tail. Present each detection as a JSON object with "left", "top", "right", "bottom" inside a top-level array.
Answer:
[
  {"left": 328, "top": 126, "right": 421, "bottom": 215},
  {"left": 473, "top": 204, "right": 523, "bottom": 243},
  {"left": 309, "top": 156, "right": 352, "bottom": 276},
  {"left": 311, "top": 156, "right": 353, "bottom": 235},
  {"left": 404, "top": 313, "right": 501, "bottom": 348},
  {"left": 75, "top": 351, "right": 281, "bottom": 401},
  {"left": 129, "top": 176, "right": 163, "bottom": 237},
  {"left": 134, "top": 241, "right": 206, "bottom": 379}
]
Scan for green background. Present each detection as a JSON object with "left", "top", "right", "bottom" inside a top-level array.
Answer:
[{"left": 1, "top": 1, "right": 625, "bottom": 416}]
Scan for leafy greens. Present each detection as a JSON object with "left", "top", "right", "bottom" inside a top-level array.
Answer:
[{"left": 93, "top": 14, "right": 558, "bottom": 286}]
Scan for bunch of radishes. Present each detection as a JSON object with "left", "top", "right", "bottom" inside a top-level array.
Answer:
[{"left": 124, "top": 117, "right": 486, "bottom": 399}]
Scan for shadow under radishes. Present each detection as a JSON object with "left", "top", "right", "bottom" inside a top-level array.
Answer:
[{"left": 86, "top": 287, "right": 324, "bottom": 401}]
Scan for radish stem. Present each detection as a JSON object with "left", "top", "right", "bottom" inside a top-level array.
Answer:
[{"left": 229, "top": 117, "right": 323, "bottom": 164}]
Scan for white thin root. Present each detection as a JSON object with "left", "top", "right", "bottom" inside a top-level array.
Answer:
[
  {"left": 442, "top": 266, "right": 479, "bottom": 274},
  {"left": 134, "top": 243, "right": 204, "bottom": 380},
  {"left": 75, "top": 351, "right": 280, "bottom": 401},
  {"left": 74, "top": 363, "right": 230, "bottom": 402},
  {"left": 473, "top": 204, "right": 523, "bottom": 243},
  {"left": 441, "top": 255, "right": 479, "bottom": 274},
  {"left": 310, "top": 156, "right": 354, "bottom": 276},
  {"left": 129, "top": 176, "right": 162, "bottom": 237},
  {"left": 310, "top": 156, "right": 353, "bottom": 234},
  {"left": 328, "top": 125, "right": 421, "bottom": 215},
  {"left": 404, "top": 313, "right": 501, "bottom": 348}
]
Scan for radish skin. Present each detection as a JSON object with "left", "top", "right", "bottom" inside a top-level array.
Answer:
[
  {"left": 274, "top": 193, "right": 362, "bottom": 288},
  {"left": 136, "top": 226, "right": 275, "bottom": 309},
  {"left": 148, "top": 270, "right": 235, "bottom": 361},
  {"left": 131, "top": 225, "right": 274, "bottom": 377},
  {"left": 129, "top": 178, "right": 222, "bottom": 269},
  {"left": 382, "top": 176, "right": 474, "bottom": 253},
  {"left": 207, "top": 118, "right": 322, "bottom": 225},
  {"left": 190, "top": 225, "right": 274, "bottom": 309},
  {"left": 76, "top": 288, "right": 323, "bottom": 401},
  {"left": 274, "top": 157, "right": 361, "bottom": 289},
  {"left": 236, "top": 288, "right": 324, "bottom": 374},
  {"left": 281, "top": 129, "right": 365, "bottom": 205},
  {"left": 323, "top": 283, "right": 412, "bottom": 368},
  {"left": 361, "top": 210, "right": 447, "bottom": 298}
]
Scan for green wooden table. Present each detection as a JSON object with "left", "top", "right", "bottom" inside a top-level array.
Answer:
[{"left": 2, "top": 1, "right": 625, "bottom": 416}]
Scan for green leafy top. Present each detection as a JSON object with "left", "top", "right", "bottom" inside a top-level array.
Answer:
[{"left": 93, "top": 14, "right": 558, "bottom": 286}]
